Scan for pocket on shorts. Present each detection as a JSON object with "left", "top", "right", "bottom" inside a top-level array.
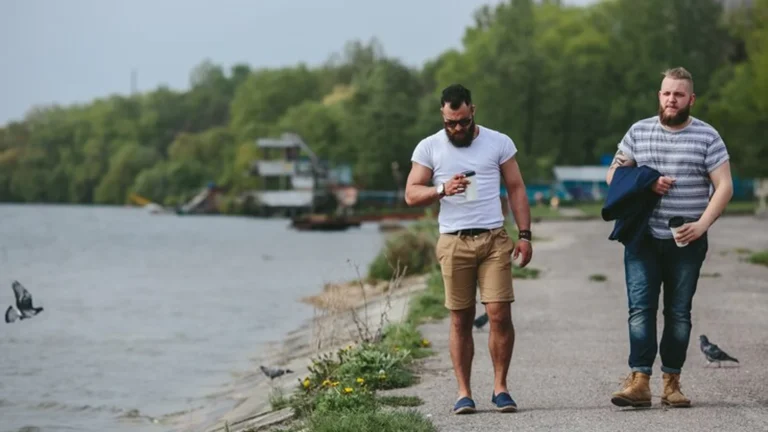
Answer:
[
  {"left": 495, "top": 228, "right": 515, "bottom": 254},
  {"left": 435, "top": 234, "right": 448, "bottom": 262}
]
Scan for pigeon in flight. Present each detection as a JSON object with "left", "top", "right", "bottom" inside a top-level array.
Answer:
[
  {"left": 473, "top": 312, "right": 489, "bottom": 330},
  {"left": 699, "top": 335, "right": 739, "bottom": 367},
  {"left": 5, "top": 281, "right": 44, "bottom": 323},
  {"left": 260, "top": 365, "right": 293, "bottom": 380}
]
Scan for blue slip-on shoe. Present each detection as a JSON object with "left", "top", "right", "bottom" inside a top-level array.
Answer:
[
  {"left": 491, "top": 392, "right": 518, "bottom": 412},
  {"left": 453, "top": 396, "right": 476, "bottom": 414}
]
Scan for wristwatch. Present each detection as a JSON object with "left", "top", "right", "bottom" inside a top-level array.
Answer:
[
  {"left": 436, "top": 183, "right": 446, "bottom": 198},
  {"left": 518, "top": 230, "right": 532, "bottom": 242}
]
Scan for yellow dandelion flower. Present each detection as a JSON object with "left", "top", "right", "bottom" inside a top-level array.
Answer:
[
  {"left": 331, "top": 381, "right": 340, "bottom": 387},
  {"left": 421, "top": 338, "right": 431, "bottom": 347},
  {"left": 322, "top": 379, "right": 331, "bottom": 387},
  {"left": 356, "top": 377, "right": 365, "bottom": 384},
  {"left": 302, "top": 378, "right": 311, "bottom": 389},
  {"left": 344, "top": 387, "right": 354, "bottom": 393}
]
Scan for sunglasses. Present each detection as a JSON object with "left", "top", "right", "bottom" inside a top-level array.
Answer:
[{"left": 443, "top": 117, "right": 473, "bottom": 128}]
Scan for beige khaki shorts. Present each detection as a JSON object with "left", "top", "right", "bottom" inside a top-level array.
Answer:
[{"left": 435, "top": 227, "right": 516, "bottom": 310}]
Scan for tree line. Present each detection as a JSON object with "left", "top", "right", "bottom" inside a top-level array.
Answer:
[{"left": 0, "top": 0, "right": 766, "bottom": 207}]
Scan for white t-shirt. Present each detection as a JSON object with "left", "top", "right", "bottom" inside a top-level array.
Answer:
[{"left": 411, "top": 125, "right": 518, "bottom": 233}]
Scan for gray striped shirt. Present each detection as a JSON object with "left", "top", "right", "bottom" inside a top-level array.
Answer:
[{"left": 617, "top": 116, "right": 730, "bottom": 239}]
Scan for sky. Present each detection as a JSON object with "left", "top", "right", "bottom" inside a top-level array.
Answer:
[{"left": 0, "top": 0, "right": 594, "bottom": 126}]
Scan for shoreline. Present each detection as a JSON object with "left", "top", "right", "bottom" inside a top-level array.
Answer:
[
  {"left": 182, "top": 272, "right": 431, "bottom": 432},
  {"left": 160, "top": 213, "right": 765, "bottom": 432}
]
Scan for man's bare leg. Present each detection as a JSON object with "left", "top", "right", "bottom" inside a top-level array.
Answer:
[
  {"left": 486, "top": 301, "right": 514, "bottom": 395},
  {"left": 450, "top": 305, "right": 476, "bottom": 399}
]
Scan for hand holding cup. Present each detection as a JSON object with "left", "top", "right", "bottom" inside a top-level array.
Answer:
[{"left": 444, "top": 173, "right": 470, "bottom": 196}]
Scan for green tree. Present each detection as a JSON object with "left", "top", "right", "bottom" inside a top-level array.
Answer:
[
  {"left": 341, "top": 60, "right": 424, "bottom": 189},
  {"left": 0, "top": 0, "right": 762, "bottom": 206},
  {"left": 706, "top": 0, "right": 768, "bottom": 177},
  {"left": 94, "top": 144, "right": 161, "bottom": 204},
  {"left": 229, "top": 65, "right": 323, "bottom": 142}
]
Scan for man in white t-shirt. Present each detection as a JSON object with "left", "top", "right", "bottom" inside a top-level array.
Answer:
[{"left": 405, "top": 84, "right": 533, "bottom": 415}]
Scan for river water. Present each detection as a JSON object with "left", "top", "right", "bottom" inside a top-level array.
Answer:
[{"left": 0, "top": 204, "right": 385, "bottom": 432}]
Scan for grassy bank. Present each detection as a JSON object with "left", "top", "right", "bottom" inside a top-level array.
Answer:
[
  {"left": 279, "top": 323, "right": 435, "bottom": 431},
  {"left": 253, "top": 214, "right": 541, "bottom": 432},
  {"left": 371, "top": 214, "right": 541, "bottom": 328},
  {"left": 525, "top": 199, "right": 758, "bottom": 222},
  {"left": 256, "top": 219, "right": 443, "bottom": 431},
  {"left": 367, "top": 213, "right": 541, "bottom": 281},
  {"left": 749, "top": 250, "right": 768, "bottom": 267},
  {"left": 259, "top": 318, "right": 437, "bottom": 432}
]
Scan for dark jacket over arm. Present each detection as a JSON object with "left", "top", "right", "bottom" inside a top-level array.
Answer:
[{"left": 601, "top": 166, "right": 662, "bottom": 248}]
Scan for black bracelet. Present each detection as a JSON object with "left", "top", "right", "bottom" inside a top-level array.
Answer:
[{"left": 518, "top": 230, "right": 532, "bottom": 241}]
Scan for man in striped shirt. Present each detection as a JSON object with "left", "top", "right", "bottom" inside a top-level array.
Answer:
[{"left": 605, "top": 67, "right": 733, "bottom": 409}]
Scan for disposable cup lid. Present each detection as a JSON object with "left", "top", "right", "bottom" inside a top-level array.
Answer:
[{"left": 668, "top": 216, "right": 685, "bottom": 228}]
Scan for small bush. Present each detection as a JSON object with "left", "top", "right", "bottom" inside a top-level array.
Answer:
[
  {"left": 336, "top": 346, "right": 415, "bottom": 390},
  {"left": 368, "top": 228, "right": 438, "bottom": 281},
  {"left": 381, "top": 323, "right": 433, "bottom": 359},
  {"left": 269, "top": 423, "right": 306, "bottom": 432},
  {"left": 309, "top": 410, "right": 436, "bottom": 432},
  {"left": 378, "top": 395, "right": 424, "bottom": 407},
  {"left": 513, "top": 265, "right": 540, "bottom": 279},
  {"left": 300, "top": 344, "right": 415, "bottom": 399},
  {"left": 313, "top": 385, "right": 376, "bottom": 415},
  {"left": 749, "top": 250, "right": 768, "bottom": 267},
  {"left": 269, "top": 387, "right": 291, "bottom": 410},
  {"left": 289, "top": 377, "right": 376, "bottom": 419},
  {"left": 406, "top": 271, "right": 448, "bottom": 325}
]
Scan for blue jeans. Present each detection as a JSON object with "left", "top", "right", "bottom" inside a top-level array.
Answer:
[{"left": 623, "top": 233, "right": 708, "bottom": 375}]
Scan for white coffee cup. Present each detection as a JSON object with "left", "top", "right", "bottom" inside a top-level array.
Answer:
[
  {"left": 668, "top": 216, "right": 688, "bottom": 247},
  {"left": 465, "top": 176, "right": 478, "bottom": 201}
]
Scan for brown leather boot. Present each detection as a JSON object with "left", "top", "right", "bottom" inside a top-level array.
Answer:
[
  {"left": 662, "top": 373, "right": 691, "bottom": 407},
  {"left": 611, "top": 372, "right": 652, "bottom": 408}
]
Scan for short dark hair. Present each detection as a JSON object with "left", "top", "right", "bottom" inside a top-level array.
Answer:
[{"left": 440, "top": 84, "right": 472, "bottom": 110}]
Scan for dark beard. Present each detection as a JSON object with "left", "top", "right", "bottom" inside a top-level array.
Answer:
[
  {"left": 445, "top": 122, "right": 476, "bottom": 148},
  {"left": 658, "top": 103, "right": 691, "bottom": 126}
]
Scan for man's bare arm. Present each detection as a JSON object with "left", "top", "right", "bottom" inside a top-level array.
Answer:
[
  {"left": 606, "top": 149, "right": 636, "bottom": 185},
  {"left": 404, "top": 162, "right": 439, "bottom": 207},
  {"left": 698, "top": 161, "right": 733, "bottom": 228},
  {"left": 501, "top": 156, "right": 531, "bottom": 232}
]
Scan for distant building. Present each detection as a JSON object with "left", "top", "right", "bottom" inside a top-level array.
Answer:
[
  {"left": 719, "top": 0, "right": 753, "bottom": 10},
  {"left": 552, "top": 165, "right": 609, "bottom": 202},
  {"left": 244, "top": 133, "right": 354, "bottom": 216}
]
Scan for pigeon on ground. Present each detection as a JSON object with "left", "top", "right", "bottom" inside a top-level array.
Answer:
[
  {"left": 260, "top": 365, "right": 293, "bottom": 380},
  {"left": 5, "top": 281, "right": 44, "bottom": 323},
  {"left": 699, "top": 335, "right": 739, "bottom": 367},
  {"left": 473, "top": 312, "right": 489, "bottom": 330}
]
